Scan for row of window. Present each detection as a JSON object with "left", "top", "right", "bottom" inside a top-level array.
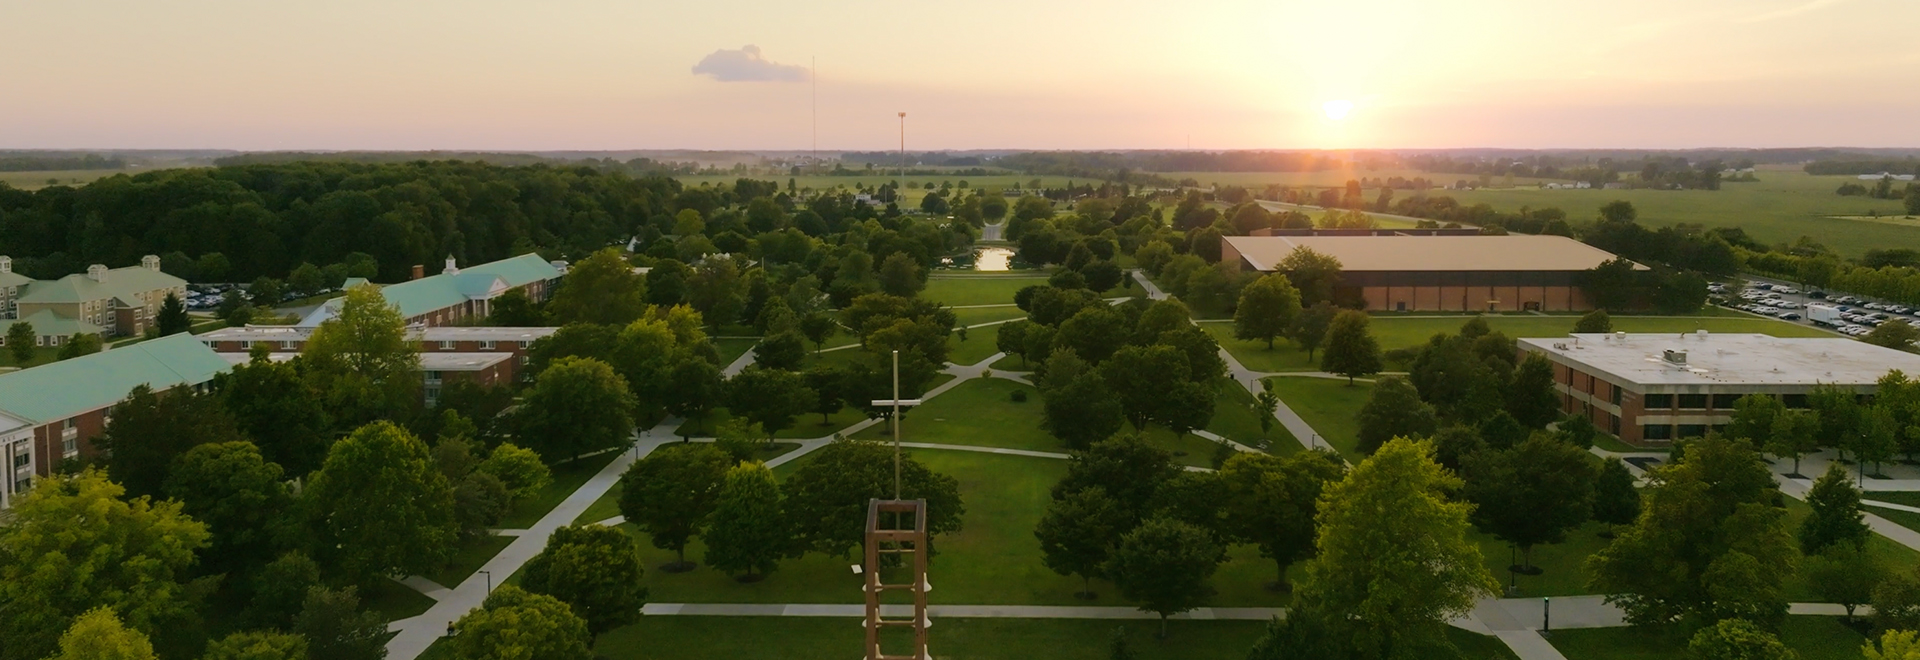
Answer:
[
  {"left": 1642, "top": 423, "right": 1728, "bottom": 441},
  {"left": 1642, "top": 393, "right": 1813, "bottom": 410}
]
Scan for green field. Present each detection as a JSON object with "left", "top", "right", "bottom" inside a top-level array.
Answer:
[
  {"left": 1551, "top": 616, "right": 1867, "bottom": 660},
  {"left": 426, "top": 533, "right": 514, "bottom": 588},
  {"left": 0, "top": 169, "right": 130, "bottom": 190},
  {"left": 713, "top": 337, "right": 759, "bottom": 367},
  {"left": 1433, "top": 169, "right": 1915, "bottom": 258},
  {"left": 923, "top": 276, "right": 1050, "bottom": 307}
]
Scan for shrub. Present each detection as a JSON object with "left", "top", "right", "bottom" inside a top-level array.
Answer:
[{"left": 1011, "top": 389, "right": 1029, "bottom": 403}]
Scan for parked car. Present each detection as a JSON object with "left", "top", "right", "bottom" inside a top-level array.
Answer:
[{"left": 1779, "top": 312, "right": 1802, "bottom": 321}]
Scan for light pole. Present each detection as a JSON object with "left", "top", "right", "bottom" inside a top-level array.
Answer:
[
  {"left": 898, "top": 112, "right": 906, "bottom": 180},
  {"left": 479, "top": 570, "right": 492, "bottom": 594}
]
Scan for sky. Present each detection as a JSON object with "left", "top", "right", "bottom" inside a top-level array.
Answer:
[{"left": 2, "top": 0, "right": 1917, "bottom": 151}]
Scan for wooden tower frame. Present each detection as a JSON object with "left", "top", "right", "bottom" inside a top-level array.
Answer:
[{"left": 863, "top": 498, "right": 931, "bottom": 660}]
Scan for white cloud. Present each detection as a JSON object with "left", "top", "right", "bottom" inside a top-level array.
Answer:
[{"left": 690, "top": 45, "right": 809, "bottom": 82}]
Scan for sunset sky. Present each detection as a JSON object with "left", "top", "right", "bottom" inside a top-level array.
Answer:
[{"left": 4, "top": 0, "right": 1916, "bottom": 151}]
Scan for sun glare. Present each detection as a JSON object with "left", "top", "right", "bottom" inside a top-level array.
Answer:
[{"left": 1322, "top": 99, "right": 1354, "bottom": 121}]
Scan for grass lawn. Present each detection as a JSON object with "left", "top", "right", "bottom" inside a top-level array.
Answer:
[
  {"left": 0, "top": 345, "right": 58, "bottom": 369},
  {"left": 621, "top": 448, "right": 1296, "bottom": 608},
  {"left": 952, "top": 305, "right": 1028, "bottom": 327},
  {"left": 361, "top": 578, "right": 438, "bottom": 622},
  {"left": 990, "top": 352, "right": 1036, "bottom": 371},
  {"left": 1868, "top": 507, "right": 1920, "bottom": 537},
  {"left": 1781, "top": 495, "right": 1920, "bottom": 601},
  {"left": 923, "top": 276, "right": 1049, "bottom": 307},
  {"left": 1551, "top": 616, "right": 1867, "bottom": 660},
  {"left": 1206, "top": 378, "right": 1300, "bottom": 453},
  {"left": 495, "top": 449, "right": 622, "bottom": 529},
  {"left": 851, "top": 377, "right": 1057, "bottom": 453},
  {"left": 947, "top": 328, "right": 1006, "bottom": 365},
  {"left": 425, "top": 534, "right": 514, "bottom": 588},
  {"left": 1199, "top": 321, "right": 1322, "bottom": 373},
  {"left": 713, "top": 337, "right": 759, "bottom": 367},
  {"left": 1262, "top": 376, "right": 1372, "bottom": 460},
  {"left": 1472, "top": 522, "right": 1616, "bottom": 598}
]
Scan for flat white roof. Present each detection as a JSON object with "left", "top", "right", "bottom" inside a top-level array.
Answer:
[
  {"left": 198, "top": 325, "right": 557, "bottom": 342},
  {"left": 1518, "top": 332, "right": 1920, "bottom": 389},
  {"left": 1224, "top": 235, "right": 1636, "bottom": 272},
  {"left": 215, "top": 351, "right": 513, "bottom": 372}
]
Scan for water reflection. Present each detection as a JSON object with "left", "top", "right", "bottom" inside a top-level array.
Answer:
[{"left": 975, "top": 247, "right": 1013, "bottom": 271}]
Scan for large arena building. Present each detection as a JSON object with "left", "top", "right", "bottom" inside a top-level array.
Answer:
[{"left": 1221, "top": 234, "right": 1634, "bottom": 312}]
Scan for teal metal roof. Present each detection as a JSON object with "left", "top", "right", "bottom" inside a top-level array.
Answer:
[
  {"left": 0, "top": 333, "right": 231, "bottom": 424},
  {"left": 0, "top": 310, "right": 105, "bottom": 339},
  {"left": 298, "top": 254, "right": 559, "bottom": 325},
  {"left": 0, "top": 271, "right": 32, "bottom": 290},
  {"left": 16, "top": 264, "right": 185, "bottom": 305}
]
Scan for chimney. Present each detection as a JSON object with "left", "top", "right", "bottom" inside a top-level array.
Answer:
[
  {"left": 411, "top": 264, "right": 425, "bottom": 281},
  {"left": 87, "top": 264, "right": 107, "bottom": 282},
  {"left": 141, "top": 255, "right": 161, "bottom": 271},
  {"left": 442, "top": 255, "right": 459, "bottom": 276},
  {"left": 0, "top": 256, "right": 10, "bottom": 274}
]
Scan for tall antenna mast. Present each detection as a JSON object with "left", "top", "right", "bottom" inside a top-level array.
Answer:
[
  {"left": 898, "top": 112, "right": 907, "bottom": 179},
  {"left": 812, "top": 56, "right": 818, "bottom": 168}
]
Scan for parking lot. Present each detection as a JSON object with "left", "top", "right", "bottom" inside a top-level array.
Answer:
[{"left": 1718, "top": 275, "right": 1917, "bottom": 339}]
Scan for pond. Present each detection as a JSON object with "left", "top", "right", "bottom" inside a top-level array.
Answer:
[{"left": 939, "top": 246, "right": 1018, "bottom": 271}]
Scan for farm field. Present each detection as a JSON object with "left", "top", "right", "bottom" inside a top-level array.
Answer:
[{"left": 0, "top": 169, "right": 131, "bottom": 189}]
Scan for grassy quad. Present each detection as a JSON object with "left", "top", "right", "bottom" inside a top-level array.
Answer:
[
  {"left": 1260, "top": 376, "right": 1371, "bottom": 460},
  {"left": 922, "top": 276, "right": 1050, "bottom": 308}
]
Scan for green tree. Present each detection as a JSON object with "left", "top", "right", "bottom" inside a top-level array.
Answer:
[
  {"left": 479, "top": 442, "right": 552, "bottom": 502},
  {"left": 97, "top": 384, "right": 248, "bottom": 499},
  {"left": 291, "top": 586, "right": 386, "bottom": 660},
  {"left": 517, "top": 357, "right": 638, "bottom": 462},
  {"left": 663, "top": 355, "right": 723, "bottom": 438},
  {"left": 1220, "top": 451, "right": 1346, "bottom": 589},
  {"left": 1727, "top": 394, "right": 1785, "bottom": 447},
  {"left": 618, "top": 442, "right": 731, "bottom": 569},
  {"left": 163, "top": 441, "right": 293, "bottom": 575},
  {"left": 1573, "top": 309, "right": 1613, "bottom": 333},
  {"left": 878, "top": 252, "right": 924, "bottom": 297},
  {"left": 1233, "top": 274, "right": 1302, "bottom": 349},
  {"left": 217, "top": 352, "right": 331, "bottom": 477},
  {"left": 1806, "top": 543, "right": 1882, "bottom": 621},
  {"left": 201, "top": 631, "right": 307, "bottom": 660},
  {"left": 57, "top": 332, "right": 102, "bottom": 359},
  {"left": 1287, "top": 301, "right": 1338, "bottom": 361},
  {"left": 5, "top": 321, "right": 33, "bottom": 364},
  {"left": 1101, "top": 344, "right": 1192, "bottom": 431},
  {"left": 1799, "top": 463, "right": 1870, "bottom": 555},
  {"left": 1866, "top": 630, "right": 1920, "bottom": 660},
  {"left": 249, "top": 277, "right": 285, "bottom": 307},
  {"left": 545, "top": 248, "right": 648, "bottom": 326},
  {"left": 1464, "top": 434, "right": 1600, "bottom": 570},
  {"left": 686, "top": 257, "right": 746, "bottom": 328},
  {"left": 1592, "top": 459, "right": 1643, "bottom": 527},
  {"left": 1587, "top": 437, "right": 1796, "bottom": 629},
  {"left": 46, "top": 608, "right": 156, "bottom": 660},
  {"left": 302, "top": 285, "right": 420, "bottom": 425},
  {"left": 753, "top": 330, "right": 807, "bottom": 371},
  {"left": 1687, "top": 618, "right": 1796, "bottom": 660},
  {"left": 245, "top": 553, "right": 319, "bottom": 631},
  {"left": 1103, "top": 518, "right": 1222, "bottom": 638},
  {"left": 1278, "top": 246, "right": 1343, "bottom": 306},
  {"left": 1356, "top": 376, "right": 1437, "bottom": 455},
  {"left": 287, "top": 262, "right": 325, "bottom": 295},
  {"left": 486, "top": 288, "right": 546, "bottom": 326},
  {"left": 156, "top": 292, "right": 191, "bottom": 336},
  {"left": 704, "top": 462, "right": 790, "bottom": 580},
  {"left": 1053, "top": 434, "right": 1181, "bottom": 523},
  {"left": 304, "top": 422, "right": 458, "bottom": 587},
  {"left": 449, "top": 585, "right": 593, "bottom": 660},
  {"left": 1507, "top": 353, "right": 1562, "bottom": 428},
  {"left": 1291, "top": 438, "right": 1499, "bottom": 658},
  {"left": 1041, "top": 369, "right": 1126, "bottom": 450},
  {"left": 1867, "top": 319, "right": 1920, "bottom": 350},
  {"left": 782, "top": 438, "right": 966, "bottom": 557},
  {"left": 1320, "top": 310, "right": 1382, "bottom": 383},
  {"left": 521, "top": 524, "right": 648, "bottom": 635},
  {"left": 799, "top": 311, "right": 837, "bottom": 353},
  {"left": 1034, "top": 486, "right": 1132, "bottom": 598},
  {"left": 727, "top": 367, "right": 816, "bottom": 440},
  {"left": 0, "top": 470, "right": 208, "bottom": 660}
]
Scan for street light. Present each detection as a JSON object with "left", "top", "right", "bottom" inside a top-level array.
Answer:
[{"left": 479, "top": 570, "right": 492, "bottom": 594}]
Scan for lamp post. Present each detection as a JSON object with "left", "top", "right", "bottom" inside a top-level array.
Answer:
[
  {"left": 479, "top": 570, "right": 492, "bottom": 594},
  {"left": 1541, "top": 596, "right": 1552, "bottom": 638},
  {"left": 898, "top": 112, "right": 907, "bottom": 180}
]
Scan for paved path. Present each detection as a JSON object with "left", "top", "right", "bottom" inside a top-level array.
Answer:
[
  {"left": 384, "top": 437, "right": 664, "bottom": 659},
  {"left": 721, "top": 346, "right": 758, "bottom": 376},
  {"left": 1131, "top": 268, "right": 1330, "bottom": 456}
]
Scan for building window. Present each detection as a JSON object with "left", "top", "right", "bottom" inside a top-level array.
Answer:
[
  {"left": 1677, "top": 394, "right": 1708, "bottom": 410},
  {"left": 440, "top": 341, "right": 454, "bottom": 350},
  {"left": 13, "top": 477, "right": 28, "bottom": 493},
  {"left": 1783, "top": 394, "right": 1810, "bottom": 409},
  {"left": 281, "top": 341, "right": 298, "bottom": 350},
  {"left": 481, "top": 340, "right": 496, "bottom": 350},
  {"left": 1643, "top": 423, "right": 1674, "bottom": 441},
  {"left": 12, "top": 452, "right": 28, "bottom": 468},
  {"left": 1677, "top": 424, "right": 1708, "bottom": 438},
  {"left": 1609, "top": 413, "right": 1620, "bottom": 435},
  {"left": 1711, "top": 393, "right": 1742, "bottom": 409},
  {"left": 425, "top": 371, "right": 442, "bottom": 383},
  {"left": 1610, "top": 384, "right": 1622, "bottom": 405},
  {"left": 518, "top": 340, "right": 530, "bottom": 349},
  {"left": 1644, "top": 394, "right": 1674, "bottom": 409}
]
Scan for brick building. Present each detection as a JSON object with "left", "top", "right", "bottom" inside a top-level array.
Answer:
[
  {"left": 296, "top": 254, "right": 564, "bottom": 328},
  {"left": 1518, "top": 332, "right": 1920, "bottom": 446},
  {"left": 0, "top": 334, "right": 232, "bottom": 507},
  {"left": 0, "top": 255, "right": 186, "bottom": 344},
  {"left": 1220, "top": 235, "right": 1636, "bottom": 312},
  {"left": 200, "top": 326, "right": 556, "bottom": 405}
]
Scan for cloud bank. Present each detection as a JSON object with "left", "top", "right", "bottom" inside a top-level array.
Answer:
[{"left": 691, "top": 45, "right": 809, "bottom": 82}]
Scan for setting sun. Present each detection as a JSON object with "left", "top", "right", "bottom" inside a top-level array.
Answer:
[{"left": 1322, "top": 99, "right": 1355, "bottom": 121}]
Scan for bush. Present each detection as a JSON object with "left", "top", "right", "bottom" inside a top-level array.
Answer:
[{"left": 1011, "top": 389, "right": 1029, "bottom": 403}]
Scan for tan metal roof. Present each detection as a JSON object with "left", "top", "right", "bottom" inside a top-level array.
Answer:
[{"left": 1224, "top": 235, "right": 1633, "bottom": 272}]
